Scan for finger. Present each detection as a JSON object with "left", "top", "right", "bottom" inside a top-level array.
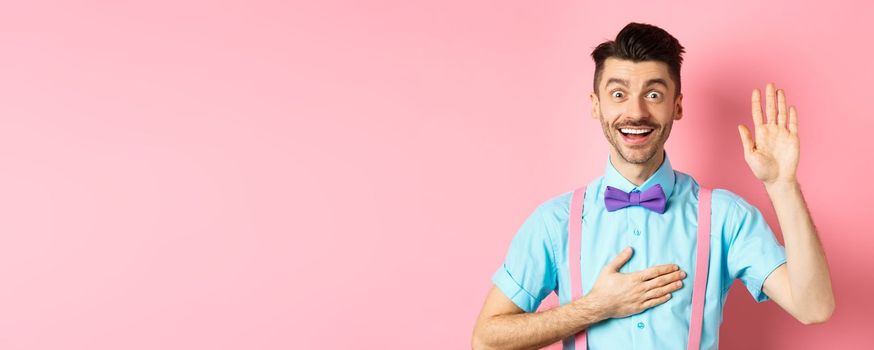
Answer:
[
  {"left": 777, "top": 89, "right": 787, "bottom": 128},
  {"left": 738, "top": 125, "right": 754, "bottom": 154},
  {"left": 640, "top": 293, "right": 672, "bottom": 309},
  {"left": 635, "top": 263, "right": 678, "bottom": 281},
  {"left": 765, "top": 83, "right": 777, "bottom": 124},
  {"left": 643, "top": 280, "right": 683, "bottom": 301},
  {"left": 643, "top": 270, "right": 686, "bottom": 290},
  {"left": 751, "top": 89, "right": 763, "bottom": 125},
  {"left": 789, "top": 105, "right": 798, "bottom": 134},
  {"left": 605, "top": 247, "right": 633, "bottom": 272}
]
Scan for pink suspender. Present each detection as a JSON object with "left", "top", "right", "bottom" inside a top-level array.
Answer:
[
  {"left": 561, "top": 186, "right": 711, "bottom": 350},
  {"left": 563, "top": 187, "right": 587, "bottom": 349},
  {"left": 687, "top": 187, "right": 711, "bottom": 350}
]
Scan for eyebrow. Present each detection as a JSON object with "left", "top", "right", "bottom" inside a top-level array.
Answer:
[
  {"left": 645, "top": 78, "right": 669, "bottom": 89},
  {"left": 604, "top": 78, "right": 669, "bottom": 89}
]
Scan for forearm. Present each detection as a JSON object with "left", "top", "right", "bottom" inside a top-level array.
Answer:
[
  {"left": 765, "top": 180, "right": 835, "bottom": 321},
  {"left": 473, "top": 295, "right": 606, "bottom": 350}
]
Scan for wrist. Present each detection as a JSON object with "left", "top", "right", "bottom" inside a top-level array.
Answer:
[
  {"left": 764, "top": 179, "right": 800, "bottom": 195},
  {"left": 572, "top": 294, "right": 610, "bottom": 324}
]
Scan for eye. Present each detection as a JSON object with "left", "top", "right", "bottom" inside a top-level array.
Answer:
[
  {"left": 646, "top": 91, "right": 662, "bottom": 99},
  {"left": 611, "top": 91, "right": 625, "bottom": 98}
]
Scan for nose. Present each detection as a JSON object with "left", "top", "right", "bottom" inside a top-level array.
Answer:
[{"left": 625, "top": 96, "right": 649, "bottom": 119}]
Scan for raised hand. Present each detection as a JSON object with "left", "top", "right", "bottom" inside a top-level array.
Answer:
[{"left": 737, "top": 83, "right": 800, "bottom": 185}]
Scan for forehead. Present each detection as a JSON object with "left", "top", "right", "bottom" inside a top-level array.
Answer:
[{"left": 600, "top": 58, "right": 673, "bottom": 89}]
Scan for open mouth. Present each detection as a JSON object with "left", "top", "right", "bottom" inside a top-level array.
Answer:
[{"left": 618, "top": 127, "right": 654, "bottom": 145}]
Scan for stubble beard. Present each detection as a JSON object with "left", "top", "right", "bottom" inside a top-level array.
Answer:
[{"left": 597, "top": 110, "right": 673, "bottom": 165}]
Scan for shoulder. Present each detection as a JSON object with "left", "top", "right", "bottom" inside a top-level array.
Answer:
[
  {"left": 522, "top": 183, "right": 594, "bottom": 241},
  {"left": 683, "top": 173, "right": 765, "bottom": 232},
  {"left": 532, "top": 176, "right": 601, "bottom": 220},
  {"left": 710, "top": 188, "right": 759, "bottom": 218},
  {"left": 531, "top": 190, "right": 573, "bottom": 224},
  {"left": 677, "top": 170, "right": 753, "bottom": 213}
]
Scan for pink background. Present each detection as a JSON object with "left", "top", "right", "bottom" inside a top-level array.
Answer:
[{"left": 0, "top": 1, "right": 871, "bottom": 349}]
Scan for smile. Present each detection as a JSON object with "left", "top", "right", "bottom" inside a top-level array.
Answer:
[{"left": 618, "top": 127, "right": 654, "bottom": 145}]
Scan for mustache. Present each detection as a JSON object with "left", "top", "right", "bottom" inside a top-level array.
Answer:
[{"left": 615, "top": 121, "right": 660, "bottom": 129}]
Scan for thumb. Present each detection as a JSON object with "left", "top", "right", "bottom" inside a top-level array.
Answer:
[
  {"left": 605, "top": 247, "right": 633, "bottom": 272},
  {"left": 737, "top": 124, "right": 754, "bottom": 154}
]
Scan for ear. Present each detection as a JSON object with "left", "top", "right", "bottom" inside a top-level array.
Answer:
[
  {"left": 674, "top": 93, "right": 683, "bottom": 121},
  {"left": 590, "top": 91, "right": 600, "bottom": 119}
]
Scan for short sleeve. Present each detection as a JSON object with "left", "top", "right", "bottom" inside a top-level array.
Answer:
[
  {"left": 491, "top": 204, "right": 558, "bottom": 312},
  {"left": 725, "top": 195, "right": 787, "bottom": 302}
]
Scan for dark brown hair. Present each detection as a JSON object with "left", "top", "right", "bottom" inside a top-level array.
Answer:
[{"left": 591, "top": 22, "right": 685, "bottom": 95}]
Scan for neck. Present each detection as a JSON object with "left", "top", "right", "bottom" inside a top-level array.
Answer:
[{"left": 609, "top": 149, "right": 665, "bottom": 186}]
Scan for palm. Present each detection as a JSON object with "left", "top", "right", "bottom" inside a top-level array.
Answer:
[{"left": 738, "top": 83, "right": 800, "bottom": 185}]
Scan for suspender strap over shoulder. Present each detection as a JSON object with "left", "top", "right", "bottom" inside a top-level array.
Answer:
[
  {"left": 561, "top": 186, "right": 712, "bottom": 350},
  {"left": 687, "top": 187, "right": 712, "bottom": 350},
  {"left": 562, "top": 187, "right": 587, "bottom": 349}
]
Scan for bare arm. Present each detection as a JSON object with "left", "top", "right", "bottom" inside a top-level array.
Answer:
[
  {"left": 471, "top": 286, "right": 606, "bottom": 350},
  {"left": 761, "top": 181, "right": 834, "bottom": 324},
  {"left": 472, "top": 247, "right": 686, "bottom": 350},
  {"left": 738, "top": 83, "right": 835, "bottom": 325}
]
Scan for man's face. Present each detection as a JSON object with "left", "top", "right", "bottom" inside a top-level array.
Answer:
[{"left": 591, "top": 58, "right": 683, "bottom": 165}]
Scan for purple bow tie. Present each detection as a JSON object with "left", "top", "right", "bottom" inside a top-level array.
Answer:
[{"left": 604, "top": 184, "right": 667, "bottom": 214}]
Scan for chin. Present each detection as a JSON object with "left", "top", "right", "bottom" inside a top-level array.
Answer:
[{"left": 617, "top": 146, "right": 659, "bottom": 164}]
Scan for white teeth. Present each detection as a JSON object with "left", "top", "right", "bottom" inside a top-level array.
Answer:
[{"left": 620, "top": 128, "right": 652, "bottom": 134}]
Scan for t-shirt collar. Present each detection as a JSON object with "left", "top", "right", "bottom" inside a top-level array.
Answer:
[{"left": 602, "top": 151, "right": 676, "bottom": 202}]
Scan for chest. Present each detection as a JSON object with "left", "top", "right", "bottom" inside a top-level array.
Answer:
[{"left": 580, "top": 202, "right": 703, "bottom": 279}]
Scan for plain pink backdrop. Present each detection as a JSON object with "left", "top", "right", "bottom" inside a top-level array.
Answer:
[{"left": 0, "top": 1, "right": 871, "bottom": 349}]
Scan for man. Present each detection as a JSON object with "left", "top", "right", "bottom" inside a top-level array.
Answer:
[{"left": 471, "top": 22, "right": 834, "bottom": 350}]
